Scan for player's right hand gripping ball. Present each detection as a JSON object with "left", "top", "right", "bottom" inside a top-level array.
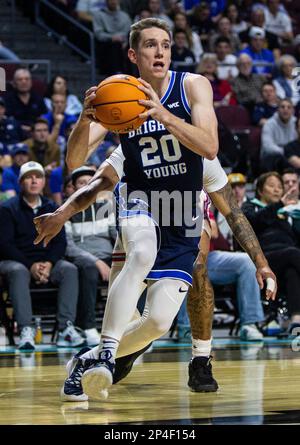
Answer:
[{"left": 91, "top": 74, "right": 148, "bottom": 133}]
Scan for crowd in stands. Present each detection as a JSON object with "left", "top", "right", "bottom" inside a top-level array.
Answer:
[{"left": 1, "top": 0, "right": 300, "bottom": 347}]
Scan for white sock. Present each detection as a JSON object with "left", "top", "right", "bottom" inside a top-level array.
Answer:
[
  {"left": 192, "top": 337, "right": 212, "bottom": 358},
  {"left": 97, "top": 337, "right": 119, "bottom": 363}
]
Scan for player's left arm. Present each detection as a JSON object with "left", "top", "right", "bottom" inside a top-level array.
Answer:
[
  {"left": 138, "top": 75, "right": 218, "bottom": 160},
  {"left": 209, "top": 182, "right": 277, "bottom": 300}
]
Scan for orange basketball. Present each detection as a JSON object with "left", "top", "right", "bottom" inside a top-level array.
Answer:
[{"left": 91, "top": 74, "right": 148, "bottom": 133}]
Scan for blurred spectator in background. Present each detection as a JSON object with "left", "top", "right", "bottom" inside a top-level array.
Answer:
[
  {"left": 239, "top": 7, "right": 280, "bottom": 55},
  {"left": 284, "top": 116, "right": 300, "bottom": 174},
  {"left": 0, "top": 97, "right": 23, "bottom": 149},
  {"left": 209, "top": 17, "right": 241, "bottom": 54},
  {"left": 252, "top": 82, "right": 278, "bottom": 126},
  {"left": 44, "top": 75, "right": 82, "bottom": 117},
  {"left": 197, "top": 53, "right": 237, "bottom": 107},
  {"left": 282, "top": 168, "right": 300, "bottom": 202},
  {"left": 273, "top": 55, "right": 300, "bottom": 107},
  {"left": 63, "top": 174, "right": 74, "bottom": 200},
  {"left": 231, "top": 53, "right": 265, "bottom": 112},
  {"left": 65, "top": 166, "right": 117, "bottom": 346},
  {"left": 0, "top": 167, "right": 10, "bottom": 202},
  {"left": 141, "top": 0, "right": 174, "bottom": 27},
  {"left": 0, "top": 142, "right": 11, "bottom": 170},
  {"left": 42, "top": 94, "right": 77, "bottom": 137},
  {"left": 224, "top": 3, "right": 248, "bottom": 35},
  {"left": 171, "top": 29, "right": 196, "bottom": 72},
  {"left": 1, "top": 143, "right": 29, "bottom": 198},
  {"left": 164, "top": 0, "right": 185, "bottom": 21},
  {"left": 282, "top": 168, "right": 300, "bottom": 242},
  {"left": 42, "top": 94, "right": 77, "bottom": 163},
  {"left": 240, "top": 26, "right": 274, "bottom": 76},
  {"left": 184, "top": 0, "right": 226, "bottom": 22},
  {"left": 0, "top": 40, "right": 20, "bottom": 61},
  {"left": 187, "top": 2, "right": 215, "bottom": 52},
  {"left": 120, "top": 0, "right": 148, "bottom": 19},
  {"left": 0, "top": 161, "right": 85, "bottom": 350},
  {"left": 261, "top": 98, "right": 297, "bottom": 172},
  {"left": 4, "top": 68, "right": 47, "bottom": 137},
  {"left": 264, "top": 0, "right": 293, "bottom": 44},
  {"left": 214, "top": 36, "right": 238, "bottom": 80},
  {"left": 292, "top": 35, "right": 300, "bottom": 63},
  {"left": 93, "top": 0, "right": 132, "bottom": 75},
  {"left": 76, "top": 0, "right": 107, "bottom": 25},
  {"left": 243, "top": 171, "right": 300, "bottom": 334},
  {"left": 24, "top": 118, "right": 60, "bottom": 168},
  {"left": 173, "top": 11, "right": 203, "bottom": 63}
]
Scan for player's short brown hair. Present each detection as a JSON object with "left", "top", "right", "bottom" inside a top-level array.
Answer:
[{"left": 129, "top": 18, "right": 172, "bottom": 50}]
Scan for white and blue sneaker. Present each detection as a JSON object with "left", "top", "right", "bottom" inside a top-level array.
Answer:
[
  {"left": 81, "top": 351, "right": 115, "bottom": 400},
  {"left": 57, "top": 321, "right": 86, "bottom": 348},
  {"left": 18, "top": 326, "right": 35, "bottom": 351},
  {"left": 60, "top": 348, "right": 97, "bottom": 402}
]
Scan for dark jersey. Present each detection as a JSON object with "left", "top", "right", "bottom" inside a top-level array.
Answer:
[
  {"left": 116, "top": 71, "right": 206, "bottom": 284},
  {"left": 118, "top": 70, "right": 203, "bottom": 227}
]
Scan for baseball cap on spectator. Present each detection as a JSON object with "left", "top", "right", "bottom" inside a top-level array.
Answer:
[
  {"left": 249, "top": 26, "right": 265, "bottom": 39},
  {"left": 12, "top": 143, "right": 29, "bottom": 156},
  {"left": 19, "top": 161, "right": 45, "bottom": 181},
  {"left": 228, "top": 173, "right": 247, "bottom": 185},
  {"left": 71, "top": 166, "right": 95, "bottom": 185}
]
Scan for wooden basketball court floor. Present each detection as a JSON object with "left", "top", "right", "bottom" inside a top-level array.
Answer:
[{"left": 0, "top": 338, "right": 300, "bottom": 426}]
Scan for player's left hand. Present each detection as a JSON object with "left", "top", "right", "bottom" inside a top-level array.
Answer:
[
  {"left": 137, "top": 78, "right": 170, "bottom": 123},
  {"left": 256, "top": 266, "right": 277, "bottom": 301},
  {"left": 33, "top": 213, "right": 65, "bottom": 247}
]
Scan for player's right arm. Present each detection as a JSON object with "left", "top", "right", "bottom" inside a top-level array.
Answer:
[
  {"left": 33, "top": 162, "right": 119, "bottom": 247},
  {"left": 203, "top": 158, "right": 277, "bottom": 301},
  {"left": 66, "top": 86, "right": 108, "bottom": 170}
]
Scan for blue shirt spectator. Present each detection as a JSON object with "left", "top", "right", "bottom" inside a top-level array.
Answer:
[
  {"left": 1, "top": 143, "right": 29, "bottom": 196},
  {"left": 184, "top": 0, "right": 226, "bottom": 17},
  {"left": 4, "top": 68, "right": 47, "bottom": 136},
  {"left": 0, "top": 97, "right": 24, "bottom": 148},
  {"left": 252, "top": 83, "right": 278, "bottom": 126},
  {"left": 240, "top": 27, "right": 274, "bottom": 75}
]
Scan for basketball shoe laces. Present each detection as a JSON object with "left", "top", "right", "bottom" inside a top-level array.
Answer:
[{"left": 65, "top": 358, "right": 97, "bottom": 393}]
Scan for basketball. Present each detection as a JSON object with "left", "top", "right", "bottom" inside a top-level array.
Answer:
[{"left": 91, "top": 74, "right": 148, "bottom": 133}]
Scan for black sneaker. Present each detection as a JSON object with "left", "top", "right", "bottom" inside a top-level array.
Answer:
[
  {"left": 188, "top": 356, "right": 219, "bottom": 392},
  {"left": 113, "top": 343, "right": 153, "bottom": 384}
]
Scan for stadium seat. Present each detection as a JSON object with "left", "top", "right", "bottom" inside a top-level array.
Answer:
[{"left": 216, "top": 105, "right": 262, "bottom": 179}]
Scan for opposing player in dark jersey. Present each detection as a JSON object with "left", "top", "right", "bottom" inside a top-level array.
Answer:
[{"left": 34, "top": 18, "right": 218, "bottom": 400}]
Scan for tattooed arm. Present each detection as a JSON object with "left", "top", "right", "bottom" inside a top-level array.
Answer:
[{"left": 209, "top": 182, "right": 277, "bottom": 300}]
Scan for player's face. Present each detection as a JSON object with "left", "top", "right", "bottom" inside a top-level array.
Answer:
[{"left": 129, "top": 27, "right": 171, "bottom": 79}]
